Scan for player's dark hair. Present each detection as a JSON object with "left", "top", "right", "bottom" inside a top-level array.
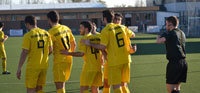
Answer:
[
  {"left": 115, "top": 13, "right": 123, "bottom": 18},
  {"left": 103, "top": 9, "right": 114, "bottom": 23},
  {"left": 80, "top": 21, "right": 92, "bottom": 32},
  {"left": 25, "top": 15, "right": 37, "bottom": 26},
  {"left": 166, "top": 16, "right": 179, "bottom": 27},
  {"left": 47, "top": 10, "right": 59, "bottom": 23},
  {"left": 0, "top": 22, "right": 4, "bottom": 28}
]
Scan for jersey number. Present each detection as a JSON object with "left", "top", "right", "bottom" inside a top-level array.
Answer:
[
  {"left": 91, "top": 47, "right": 99, "bottom": 59},
  {"left": 115, "top": 32, "right": 125, "bottom": 47},
  {"left": 61, "top": 36, "right": 70, "bottom": 50},
  {"left": 38, "top": 40, "right": 45, "bottom": 54}
]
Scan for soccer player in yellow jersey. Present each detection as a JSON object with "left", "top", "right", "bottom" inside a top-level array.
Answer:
[
  {"left": 82, "top": 9, "right": 133, "bottom": 93},
  {"left": 0, "top": 22, "right": 10, "bottom": 74},
  {"left": 61, "top": 21, "right": 103, "bottom": 93},
  {"left": 102, "top": 13, "right": 137, "bottom": 93},
  {"left": 16, "top": 15, "right": 53, "bottom": 93},
  {"left": 91, "top": 22, "right": 106, "bottom": 66},
  {"left": 47, "top": 10, "right": 76, "bottom": 93}
]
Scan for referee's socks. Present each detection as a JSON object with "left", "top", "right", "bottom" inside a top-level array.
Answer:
[{"left": 171, "top": 90, "right": 180, "bottom": 93}]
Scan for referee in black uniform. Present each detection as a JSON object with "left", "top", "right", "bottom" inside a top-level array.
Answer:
[{"left": 156, "top": 16, "right": 188, "bottom": 93}]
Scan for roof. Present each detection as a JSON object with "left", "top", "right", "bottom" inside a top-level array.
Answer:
[
  {"left": 0, "top": 6, "right": 160, "bottom": 15},
  {"left": 0, "top": 2, "right": 106, "bottom": 10}
]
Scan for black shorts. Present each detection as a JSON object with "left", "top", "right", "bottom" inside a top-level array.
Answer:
[{"left": 166, "top": 59, "right": 188, "bottom": 84}]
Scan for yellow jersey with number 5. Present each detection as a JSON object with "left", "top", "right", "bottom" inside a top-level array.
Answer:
[
  {"left": 79, "top": 33, "right": 102, "bottom": 71},
  {"left": 48, "top": 24, "right": 75, "bottom": 63},
  {"left": 100, "top": 23, "right": 131, "bottom": 66},
  {"left": 22, "top": 28, "right": 52, "bottom": 69}
]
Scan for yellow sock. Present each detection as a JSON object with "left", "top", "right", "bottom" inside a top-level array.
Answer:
[
  {"left": 37, "top": 90, "right": 45, "bottom": 93},
  {"left": 114, "top": 87, "right": 122, "bottom": 93},
  {"left": 57, "top": 88, "right": 65, "bottom": 93},
  {"left": 122, "top": 86, "right": 130, "bottom": 93},
  {"left": 103, "top": 87, "right": 110, "bottom": 93},
  {"left": 2, "top": 59, "right": 6, "bottom": 72},
  {"left": 83, "top": 90, "right": 90, "bottom": 93}
]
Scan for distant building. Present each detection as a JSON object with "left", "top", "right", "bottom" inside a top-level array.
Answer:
[
  {"left": 0, "top": 2, "right": 162, "bottom": 35},
  {"left": 0, "top": 2, "right": 183, "bottom": 35},
  {"left": 146, "top": 0, "right": 200, "bottom": 36}
]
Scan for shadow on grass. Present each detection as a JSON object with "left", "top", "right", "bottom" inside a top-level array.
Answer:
[
  {"left": 132, "top": 42, "right": 200, "bottom": 55},
  {"left": 131, "top": 37, "right": 156, "bottom": 40},
  {"left": 46, "top": 89, "right": 80, "bottom": 93},
  {"left": 132, "top": 70, "right": 200, "bottom": 79}
]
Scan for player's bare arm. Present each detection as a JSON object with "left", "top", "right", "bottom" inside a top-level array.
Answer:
[
  {"left": 156, "top": 36, "right": 166, "bottom": 43},
  {"left": 129, "top": 44, "right": 137, "bottom": 54},
  {"left": 49, "top": 46, "right": 53, "bottom": 55},
  {"left": 131, "top": 32, "right": 135, "bottom": 38},
  {"left": 60, "top": 50, "right": 84, "bottom": 57},
  {"left": 81, "top": 39, "right": 106, "bottom": 50},
  {"left": 16, "top": 49, "right": 29, "bottom": 80},
  {"left": 71, "top": 40, "right": 76, "bottom": 52},
  {"left": 101, "top": 49, "right": 107, "bottom": 60},
  {"left": 0, "top": 35, "right": 8, "bottom": 42}
]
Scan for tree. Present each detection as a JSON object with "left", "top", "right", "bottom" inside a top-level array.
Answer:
[
  {"left": 98, "top": 0, "right": 106, "bottom": 6},
  {"left": 86, "top": 0, "right": 90, "bottom": 2},
  {"left": 72, "top": 0, "right": 82, "bottom": 2},
  {"left": 57, "top": 0, "right": 65, "bottom": 3},
  {"left": 114, "top": 4, "right": 127, "bottom": 7},
  {"left": 0, "top": 0, "right": 10, "bottom": 5},
  {"left": 135, "top": 0, "right": 145, "bottom": 7}
]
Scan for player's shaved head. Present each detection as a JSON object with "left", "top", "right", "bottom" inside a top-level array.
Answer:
[
  {"left": 25, "top": 15, "right": 37, "bottom": 26},
  {"left": 47, "top": 10, "right": 59, "bottom": 23}
]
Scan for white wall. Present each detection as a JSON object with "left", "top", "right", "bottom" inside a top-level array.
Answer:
[
  {"left": 156, "top": 11, "right": 179, "bottom": 26},
  {"left": 146, "top": 11, "right": 179, "bottom": 33}
]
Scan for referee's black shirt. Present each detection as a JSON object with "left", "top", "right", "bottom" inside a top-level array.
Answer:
[{"left": 161, "top": 28, "right": 186, "bottom": 60}]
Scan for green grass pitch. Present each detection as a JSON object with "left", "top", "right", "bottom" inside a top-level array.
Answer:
[{"left": 0, "top": 33, "right": 200, "bottom": 93}]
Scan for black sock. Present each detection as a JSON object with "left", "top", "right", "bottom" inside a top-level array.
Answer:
[
  {"left": 171, "top": 90, "right": 180, "bottom": 93},
  {"left": 171, "top": 90, "right": 177, "bottom": 93}
]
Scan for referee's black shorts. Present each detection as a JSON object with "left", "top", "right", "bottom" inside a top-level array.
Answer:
[{"left": 166, "top": 59, "right": 188, "bottom": 84}]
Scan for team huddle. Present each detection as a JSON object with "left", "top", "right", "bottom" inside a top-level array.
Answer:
[
  {"left": 13, "top": 9, "right": 136, "bottom": 93},
  {"left": 0, "top": 8, "right": 187, "bottom": 93}
]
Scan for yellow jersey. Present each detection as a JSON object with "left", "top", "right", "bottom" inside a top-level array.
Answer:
[
  {"left": 0, "top": 30, "right": 5, "bottom": 46},
  {"left": 22, "top": 28, "right": 52, "bottom": 69},
  {"left": 79, "top": 33, "right": 102, "bottom": 71},
  {"left": 123, "top": 25, "right": 134, "bottom": 53},
  {"left": 124, "top": 26, "right": 134, "bottom": 37},
  {"left": 48, "top": 24, "right": 75, "bottom": 63},
  {"left": 100, "top": 23, "right": 131, "bottom": 66}
]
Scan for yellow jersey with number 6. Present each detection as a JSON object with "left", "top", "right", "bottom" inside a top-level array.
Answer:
[
  {"left": 48, "top": 24, "right": 75, "bottom": 63},
  {"left": 100, "top": 23, "right": 131, "bottom": 66},
  {"left": 22, "top": 28, "right": 52, "bottom": 69}
]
